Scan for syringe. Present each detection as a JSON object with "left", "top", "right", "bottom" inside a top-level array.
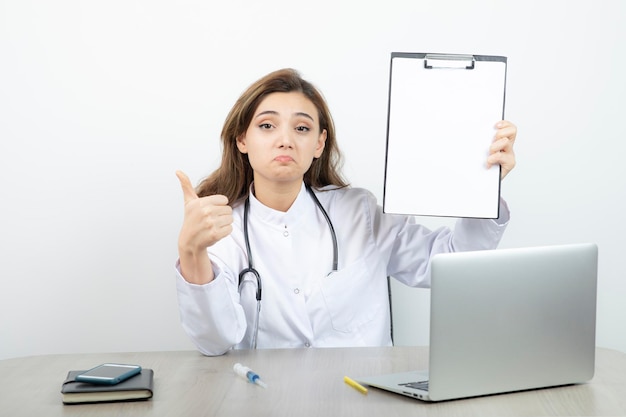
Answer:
[{"left": 233, "top": 363, "right": 268, "bottom": 388}]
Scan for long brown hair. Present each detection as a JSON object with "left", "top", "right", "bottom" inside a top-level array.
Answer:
[{"left": 196, "top": 68, "right": 348, "bottom": 205}]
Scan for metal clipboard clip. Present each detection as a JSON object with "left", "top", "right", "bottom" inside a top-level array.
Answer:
[{"left": 424, "top": 54, "right": 475, "bottom": 70}]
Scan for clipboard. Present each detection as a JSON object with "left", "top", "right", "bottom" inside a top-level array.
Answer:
[{"left": 382, "top": 52, "right": 507, "bottom": 219}]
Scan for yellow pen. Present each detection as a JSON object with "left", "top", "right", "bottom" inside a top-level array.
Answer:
[{"left": 344, "top": 376, "right": 368, "bottom": 395}]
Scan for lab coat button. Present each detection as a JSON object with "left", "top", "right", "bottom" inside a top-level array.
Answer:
[
  {"left": 294, "top": 288, "right": 300, "bottom": 294},
  {"left": 304, "top": 342, "right": 311, "bottom": 347},
  {"left": 283, "top": 230, "right": 289, "bottom": 237}
]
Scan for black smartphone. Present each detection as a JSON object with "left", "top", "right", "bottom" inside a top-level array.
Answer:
[{"left": 74, "top": 363, "right": 142, "bottom": 385}]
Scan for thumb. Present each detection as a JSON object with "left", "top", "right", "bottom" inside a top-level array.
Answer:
[{"left": 175, "top": 170, "right": 199, "bottom": 204}]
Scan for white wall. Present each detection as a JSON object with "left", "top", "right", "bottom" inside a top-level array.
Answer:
[{"left": 1, "top": 0, "right": 624, "bottom": 360}]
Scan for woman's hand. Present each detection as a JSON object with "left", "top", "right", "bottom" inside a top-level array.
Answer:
[
  {"left": 176, "top": 170, "right": 233, "bottom": 284},
  {"left": 488, "top": 121, "right": 517, "bottom": 180}
]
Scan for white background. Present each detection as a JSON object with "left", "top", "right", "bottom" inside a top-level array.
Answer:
[{"left": 1, "top": 0, "right": 624, "bottom": 360}]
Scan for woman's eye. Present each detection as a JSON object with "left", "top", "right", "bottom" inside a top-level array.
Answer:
[
  {"left": 259, "top": 123, "right": 273, "bottom": 129},
  {"left": 295, "top": 126, "right": 310, "bottom": 132}
]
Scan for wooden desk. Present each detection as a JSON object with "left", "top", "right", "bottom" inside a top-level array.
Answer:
[{"left": 1, "top": 347, "right": 625, "bottom": 416}]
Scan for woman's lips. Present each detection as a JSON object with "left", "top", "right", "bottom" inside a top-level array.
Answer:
[{"left": 274, "top": 155, "right": 294, "bottom": 163}]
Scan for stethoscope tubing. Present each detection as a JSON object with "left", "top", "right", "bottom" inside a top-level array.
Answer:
[{"left": 237, "top": 184, "right": 338, "bottom": 348}]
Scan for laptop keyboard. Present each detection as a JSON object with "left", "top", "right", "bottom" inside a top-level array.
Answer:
[{"left": 399, "top": 380, "right": 429, "bottom": 391}]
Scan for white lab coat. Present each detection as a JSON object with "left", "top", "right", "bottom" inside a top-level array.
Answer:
[{"left": 176, "top": 183, "right": 510, "bottom": 356}]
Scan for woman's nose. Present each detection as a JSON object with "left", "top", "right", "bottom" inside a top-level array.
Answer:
[{"left": 277, "top": 127, "right": 294, "bottom": 148}]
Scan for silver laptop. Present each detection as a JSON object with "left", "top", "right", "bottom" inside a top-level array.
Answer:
[{"left": 357, "top": 243, "right": 598, "bottom": 402}]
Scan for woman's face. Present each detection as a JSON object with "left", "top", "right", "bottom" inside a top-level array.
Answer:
[{"left": 237, "top": 91, "right": 327, "bottom": 188}]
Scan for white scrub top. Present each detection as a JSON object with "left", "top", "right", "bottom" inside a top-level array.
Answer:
[{"left": 176, "top": 183, "right": 509, "bottom": 356}]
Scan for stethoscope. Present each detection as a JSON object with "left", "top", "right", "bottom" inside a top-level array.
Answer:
[{"left": 238, "top": 184, "right": 338, "bottom": 349}]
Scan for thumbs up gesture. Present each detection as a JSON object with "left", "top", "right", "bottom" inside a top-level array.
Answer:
[{"left": 176, "top": 171, "right": 233, "bottom": 283}]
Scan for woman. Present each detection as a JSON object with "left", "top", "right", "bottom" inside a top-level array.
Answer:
[{"left": 175, "top": 68, "right": 517, "bottom": 356}]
